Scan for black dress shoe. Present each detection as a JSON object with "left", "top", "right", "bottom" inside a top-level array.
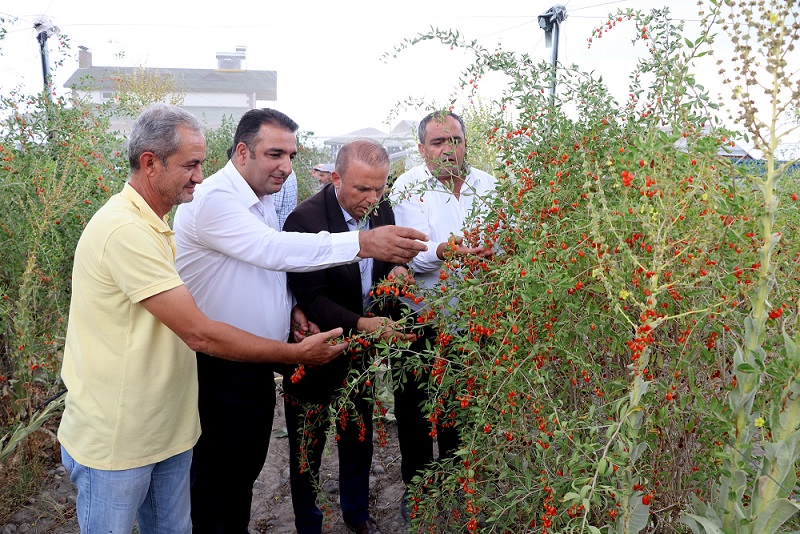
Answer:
[
  {"left": 400, "top": 491, "right": 412, "bottom": 523},
  {"left": 345, "top": 518, "right": 381, "bottom": 534}
]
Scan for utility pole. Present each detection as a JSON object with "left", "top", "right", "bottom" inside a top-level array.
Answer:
[
  {"left": 538, "top": 5, "right": 568, "bottom": 100},
  {"left": 34, "top": 16, "right": 60, "bottom": 102}
]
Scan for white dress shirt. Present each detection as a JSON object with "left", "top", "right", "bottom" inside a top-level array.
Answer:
[
  {"left": 174, "top": 160, "right": 361, "bottom": 342},
  {"left": 337, "top": 192, "right": 372, "bottom": 313},
  {"left": 389, "top": 163, "right": 496, "bottom": 309}
]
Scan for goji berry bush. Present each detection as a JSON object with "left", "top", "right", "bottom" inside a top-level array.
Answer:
[
  {"left": 341, "top": 1, "right": 800, "bottom": 532},
  {"left": 0, "top": 90, "right": 127, "bottom": 422}
]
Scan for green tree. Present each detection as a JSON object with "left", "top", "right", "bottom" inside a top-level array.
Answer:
[
  {"left": 293, "top": 131, "right": 329, "bottom": 203},
  {"left": 463, "top": 97, "right": 502, "bottom": 176},
  {"left": 203, "top": 114, "right": 237, "bottom": 177},
  {"left": 0, "top": 87, "right": 127, "bottom": 473},
  {"left": 112, "top": 66, "right": 185, "bottom": 117}
]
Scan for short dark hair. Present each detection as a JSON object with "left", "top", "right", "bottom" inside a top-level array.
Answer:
[
  {"left": 232, "top": 108, "right": 299, "bottom": 159},
  {"left": 417, "top": 110, "right": 466, "bottom": 145},
  {"left": 128, "top": 104, "right": 204, "bottom": 171}
]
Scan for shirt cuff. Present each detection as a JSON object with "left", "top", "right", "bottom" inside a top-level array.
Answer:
[
  {"left": 411, "top": 241, "right": 446, "bottom": 273},
  {"left": 331, "top": 231, "right": 361, "bottom": 262}
]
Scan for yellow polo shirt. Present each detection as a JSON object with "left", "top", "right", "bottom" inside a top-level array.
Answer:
[{"left": 58, "top": 184, "right": 200, "bottom": 470}]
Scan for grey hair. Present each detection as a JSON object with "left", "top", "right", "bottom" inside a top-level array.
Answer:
[
  {"left": 128, "top": 104, "right": 204, "bottom": 171},
  {"left": 417, "top": 110, "right": 466, "bottom": 145},
  {"left": 335, "top": 138, "right": 389, "bottom": 178}
]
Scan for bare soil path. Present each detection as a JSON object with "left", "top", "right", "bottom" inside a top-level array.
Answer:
[{"left": 1, "top": 395, "right": 409, "bottom": 534}]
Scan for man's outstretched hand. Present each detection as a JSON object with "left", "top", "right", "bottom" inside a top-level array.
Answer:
[
  {"left": 290, "top": 305, "right": 320, "bottom": 342},
  {"left": 294, "top": 328, "right": 347, "bottom": 365},
  {"left": 436, "top": 236, "right": 494, "bottom": 260},
  {"left": 356, "top": 316, "right": 417, "bottom": 343},
  {"left": 358, "top": 226, "right": 428, "bottom": 264}
]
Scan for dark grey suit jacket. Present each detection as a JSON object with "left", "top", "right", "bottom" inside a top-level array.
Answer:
[{"left": 281, "top": 183, "right": 400, "bottom": 401}]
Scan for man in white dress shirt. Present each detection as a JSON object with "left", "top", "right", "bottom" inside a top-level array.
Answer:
[
  {"left": 388, "top": 110, "right": 496, "bottom": 522},
  {"left": 173, "top": 108, "right": 428, "bottom": 532}
]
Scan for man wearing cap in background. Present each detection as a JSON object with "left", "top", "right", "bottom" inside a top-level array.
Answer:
[{"left": 312, "top": 163, "right": 334, "bottom": 189}]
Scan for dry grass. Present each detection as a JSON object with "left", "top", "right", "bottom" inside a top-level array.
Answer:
[{"left": 0, "top": 423, "right": 61, "bottom": 523}]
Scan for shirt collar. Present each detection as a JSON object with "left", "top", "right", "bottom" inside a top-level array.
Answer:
[
  {"left": 120, "top": 183, "right": 174, "bottom": 236},
  {"left": 222, "top": 159, "right": 263, "bottom": 210}
]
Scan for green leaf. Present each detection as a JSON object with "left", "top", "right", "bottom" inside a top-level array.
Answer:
[
  {"left": 782, "top": 328, "right": 799, "bottom": 365},
  {"left": 751, "top": 498, "right": 800, "bottom": 534},
  {"left": 561, "top": 491, "right": 580, "bottom": 503},
  {"left": 618, "top": 495, "right": 650, "bottom": 534},
  {"left": 736, "top": 363, "right": 759, "bottom": 373},
  {"left": 678, "top": 515, "right": 703, "bottom": 534},
  {"left": 680, "top": 513, "right": 723, "bottom": 534},
  {"left": 631, "top": 442, "right": 648, "bottom": 465}
]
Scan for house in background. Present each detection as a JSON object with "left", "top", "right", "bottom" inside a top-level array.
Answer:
[
  {"left": 324, "top": 120, "right": 419, "bottom": 167},
  {"left": 718, "top": 140, "right": 753, "bottom": 161},
  {"left": 64, "top": 46, "right": 277, "bottom": 131},
  {"left": 668, "top": 123, "right": 754, "bottom": 162}
]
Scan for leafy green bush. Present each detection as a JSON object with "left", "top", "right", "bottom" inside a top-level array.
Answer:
[
  {"left": 294, "top": 131, "right": 331, "bottom": 203},
  {"left": 0, "top": 90, "right": 127, "bottom": 469},
  {"left": 333, "top": 1, "right": 800, "bottom": 532},
  {"left": 203, "top": 113, "right": 237, "bottom": 178}
]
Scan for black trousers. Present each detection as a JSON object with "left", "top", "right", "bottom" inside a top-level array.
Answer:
[
  {"left": 283, "top": 389, "right": 373, "bottom": 534},
  {"left": 392, "top": 326, "right": 459, "bottom": 488},
  {"left": 190, "top": 352, "right": 276, "bottom": 533}
]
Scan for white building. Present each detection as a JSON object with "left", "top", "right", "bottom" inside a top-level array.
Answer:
[
  {"left": 324, "top": 120, "right": 418, "bottom": 165},
  {"left": 64, "top": 46, "right": 277, "bottom": 131}
]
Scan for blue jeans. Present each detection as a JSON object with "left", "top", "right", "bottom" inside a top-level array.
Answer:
[{"left": 61, "top": 445, "right": 192, "bottom": 533}]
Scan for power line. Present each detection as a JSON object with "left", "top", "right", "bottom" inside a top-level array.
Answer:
[
  {"left": 567, "top": 0, "right": 630, "bottom": 12},
  {"left": 477, "top": 18, "right": 538, "bottom": 40}
]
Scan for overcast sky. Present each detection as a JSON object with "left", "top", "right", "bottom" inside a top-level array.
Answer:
[{"left": 0, "top": 0, "right": 793, "bottom": 154}]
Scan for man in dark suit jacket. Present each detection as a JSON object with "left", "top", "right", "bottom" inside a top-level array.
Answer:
[{"left": 282, "top": 139, "right": 415, "bottom": 534}]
